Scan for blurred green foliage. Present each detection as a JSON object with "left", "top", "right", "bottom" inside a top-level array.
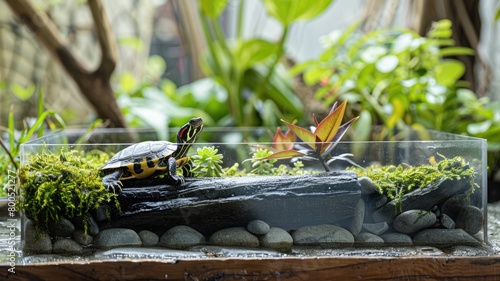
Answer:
[
  {"left": 197, "top": 0, "right": 335, "bottom": 127},
  {"left": 293, "top": 20, "right": 483, "bottom": 141}
]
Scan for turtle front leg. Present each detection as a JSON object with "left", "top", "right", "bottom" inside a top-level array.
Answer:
[
  {"left": 102, "top": 169, "right": 123, "bottom": 193},
  {"left": 167, "top": 157, "right": 184, "bottom": 185}
]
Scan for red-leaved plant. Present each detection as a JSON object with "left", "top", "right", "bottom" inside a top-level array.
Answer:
[{"left": 259, "top": 100, "right": 359, "bottom": 172}]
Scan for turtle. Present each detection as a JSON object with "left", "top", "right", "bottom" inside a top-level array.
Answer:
[{"left": 100, "top": 117, "right": 204, "bottom": 192}]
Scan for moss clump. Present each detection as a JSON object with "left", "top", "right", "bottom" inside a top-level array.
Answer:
[
  {"left": 350, "top": 156, "right": 476, "bottom": 211},
  {"left": 17, "top": 148, "right": 118, "bottom": 234}
]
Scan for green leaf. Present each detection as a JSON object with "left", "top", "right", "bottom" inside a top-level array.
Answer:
[
  {"left": 200, "top": 0, "right": 229, "bottom": 18},
  {"left": 304, "top": 67, "right": 332, "bottom": 85},
  {"left": 438, "top": 47, "right": 474, "bottom": 57},
  {"left": 375, "top": 55, "right": 399, "bottom": 73},
  {"left": 119, "top": 72, "right": 137, "bottom": 94},
  {"left": 234, "top": 39, "right": 277, "bottom": 70},
  {"left": 495, "top": 4, "right": 500, "bottom": 22},
  {"left": 117, "top": 36, "right": 144, "bottom": 51},
  {"left": 467, "top": 120, "right": 492, "bottom": 135},
  {"left": 262, "top": 0, "right": 334, "bottom": 26},
  {"left": 435, "top": 60, "right": 465, "bottom": 86},
  {"left": 260, "top": 149, "right": 306, "bottom": 160},
  {"left": 11, "top": 83, "right": 36, "bottom": 101}
]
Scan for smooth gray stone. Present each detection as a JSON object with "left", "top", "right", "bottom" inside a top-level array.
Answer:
[
  {"left": 210, "top": 227, "right": 259, "bottom": 247},
  {"left": 439, "top": 214, "right": 455, "bottom": 229},
  {"left": 380, "top": 233, "right": 413, "bottom": 246},
  {"left": 355, "top": 232, "right": 384, "bottom": 245},
  {"left": 412, "top": 228, "right": 481, "bottom": 246},
  {"left": 160, "top": 225, "right": 205, "bottom": 249},
  {"left": 362, "top": 222, "right": 389, "bottom": 235},
  {"left": 100, "top": 171, "right": 361, "bottom": 236},
  {"left": 49, "top": 217, "right": 75, "bottom": 238},
  {"left": 72, "top": 213, "right": 99, "bottom": 236},
  {"left": 455, "top": 205, "right": 484, "bottom": 235},
  {"left": 393, "top": 210, "right": 436, "bottom": 234},
  {"left": 359, "top": 176, "right": 380, "bottom": 195},
  {"left": 441, "top": 194, "right": 467, "bottom": 220},
  {"left": 95, "top": 228, "right": 142, "bottom": 248},
  {"left": 138, "top": 230, "right": 159, "bottom": 246},
  {"left": 247, "top": 220, "right": 270, "bottom": 235},
  {"left": 345, "top": 199, "right": 365, "bottom": 236},
  {"left": 95, "top": 205, "right": 112, "bottom": 222},
  {"left": 292, "top": 224, "right": 354, "bottom": 247},
  {"left": 53, "top": 238, "right": 83, "bottom": 255},
  {"left": 72, "top": 229, "right": 93, "bottom": 246},
  {"left": 259, "top": 227, "right": 293, "bottom": 251},
  {"left": 24, "top": 219, "right": 53, "bottom": 254},
  {"left": 372, "top": 178, "right": 471, "bottom": 223}
]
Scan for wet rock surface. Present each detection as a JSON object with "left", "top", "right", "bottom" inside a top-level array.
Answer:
[{"left": 100, "top": 171, "right": 361, "bottom": 235}]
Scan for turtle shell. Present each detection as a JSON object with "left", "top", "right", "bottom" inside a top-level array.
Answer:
[{"left": 101, "top": 141, "right": 178, "bottom": 179}]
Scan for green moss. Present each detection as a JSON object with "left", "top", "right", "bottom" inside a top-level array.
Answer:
[
  {"left": 349, "top": 155, "right": 477, "bottom": 211},
  {"left": 17, "top": 148, "right": 119, "bottom": 234}
]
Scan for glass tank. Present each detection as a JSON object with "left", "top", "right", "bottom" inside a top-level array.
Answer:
[{"left": 16, "top": 127, "right": 488, "bottom": 262}]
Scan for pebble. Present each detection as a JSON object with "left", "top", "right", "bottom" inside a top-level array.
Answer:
[
  {"left": 72, "top": 229, "right": 93, "bottom": 246},
  {"left": 455, "top": 205, "right": 484, "bottom": 235},
  {"left": 345, "top": 199, "right": 365, "bottom": 236},
  {"left": 210, "top": 227, "right": 259, "bottom": 247},
  {"left": 94, "top": 205, "right": 112, "bottom": 222},
  {"left": 72, "top": 213, "right": 99, "bottom": 236},
  {"left": 94, "top": 228, "right": 142, "bottom": 248},
  {"left": 359, "top": 177, "right": 380, "bottom": 195},
  {"left": 355, "top": 232, "right": 384, "bottom": 245},
  {"left": 291, "top": 224, "right": 354, "bottom": 247},
  {"left": 160, "top": 225, "right": 205, "bottom": 249},
  {"left": 259, "top": 227, "right": 293, "bottom": 251},
  {"left": 49, "top": 217, "right": 75, "bottom": 237},
  {"left": 53, "top": 238, "right": 83, "bottom": 255},
  {"left": 439, "top": 214, "right": 455, "bottom": 229},
  {"left": 379, "top": 233, "right": 413, "bottom": 246},
  {"left": 247, "top": 220, "right": 270, "bottom": 235},
  {"left": 412, "top": 228, "right": 481, "bottom": 246},
  {"left": 138, "top": 230, "right": 159, "bottom": 247},
  {"left": 362, "top": 222, "right": 389, "bottom": 235},
  {"left": 24, "top": 219, "right": 53, "bottom": 254},
  {"left": 441, "top": 194, "right": 467, "bottom": 220},
  {"left": 393, "top": 210, "right": 436, "bottom": 234}
]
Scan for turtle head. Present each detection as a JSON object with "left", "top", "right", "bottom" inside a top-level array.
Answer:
[{"left": 174, "top": 117, "right": 204, "bottom": 157}]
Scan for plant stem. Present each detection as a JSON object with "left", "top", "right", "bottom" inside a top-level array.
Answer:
[
  {"left": 0, "top": 137, "right": 18, "bottom": 170},
  {"left": 236, "top": 0, "right": 245, "bottom": 40},
  {"left": 253, "top": 24, "right": 290, "bottom": 101}
]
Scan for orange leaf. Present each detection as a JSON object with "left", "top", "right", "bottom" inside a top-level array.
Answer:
[
  {"left": 273, "top": 127, "right": 295, "bottom": 151},
  {"left": 315, "top": 100, "right": 347, "bottom": 143},
  {"left": 281, "top": 119, "right": 317, "bottom": 150}
]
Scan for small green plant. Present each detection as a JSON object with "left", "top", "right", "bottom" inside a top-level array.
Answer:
[
  {"left": 17, "top": 149, "right": 118, "bottom": 234},
  {"left": 349, "top": 155, "right": 477, "bottom": 211},
  {"left": 190, "top": 146, "right": 224, "bottom": 177}
]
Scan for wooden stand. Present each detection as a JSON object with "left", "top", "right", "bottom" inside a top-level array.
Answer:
[{"left": 2, "top": 256, "right": 500, "bottom": 280}]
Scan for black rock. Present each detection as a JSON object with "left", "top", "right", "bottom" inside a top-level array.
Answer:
[
  {"left": 100, "top": 171, "right": 361, "bottom": 236},
  {"left": 372, "top": 178, "right": 472, "bottom": 223}
]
